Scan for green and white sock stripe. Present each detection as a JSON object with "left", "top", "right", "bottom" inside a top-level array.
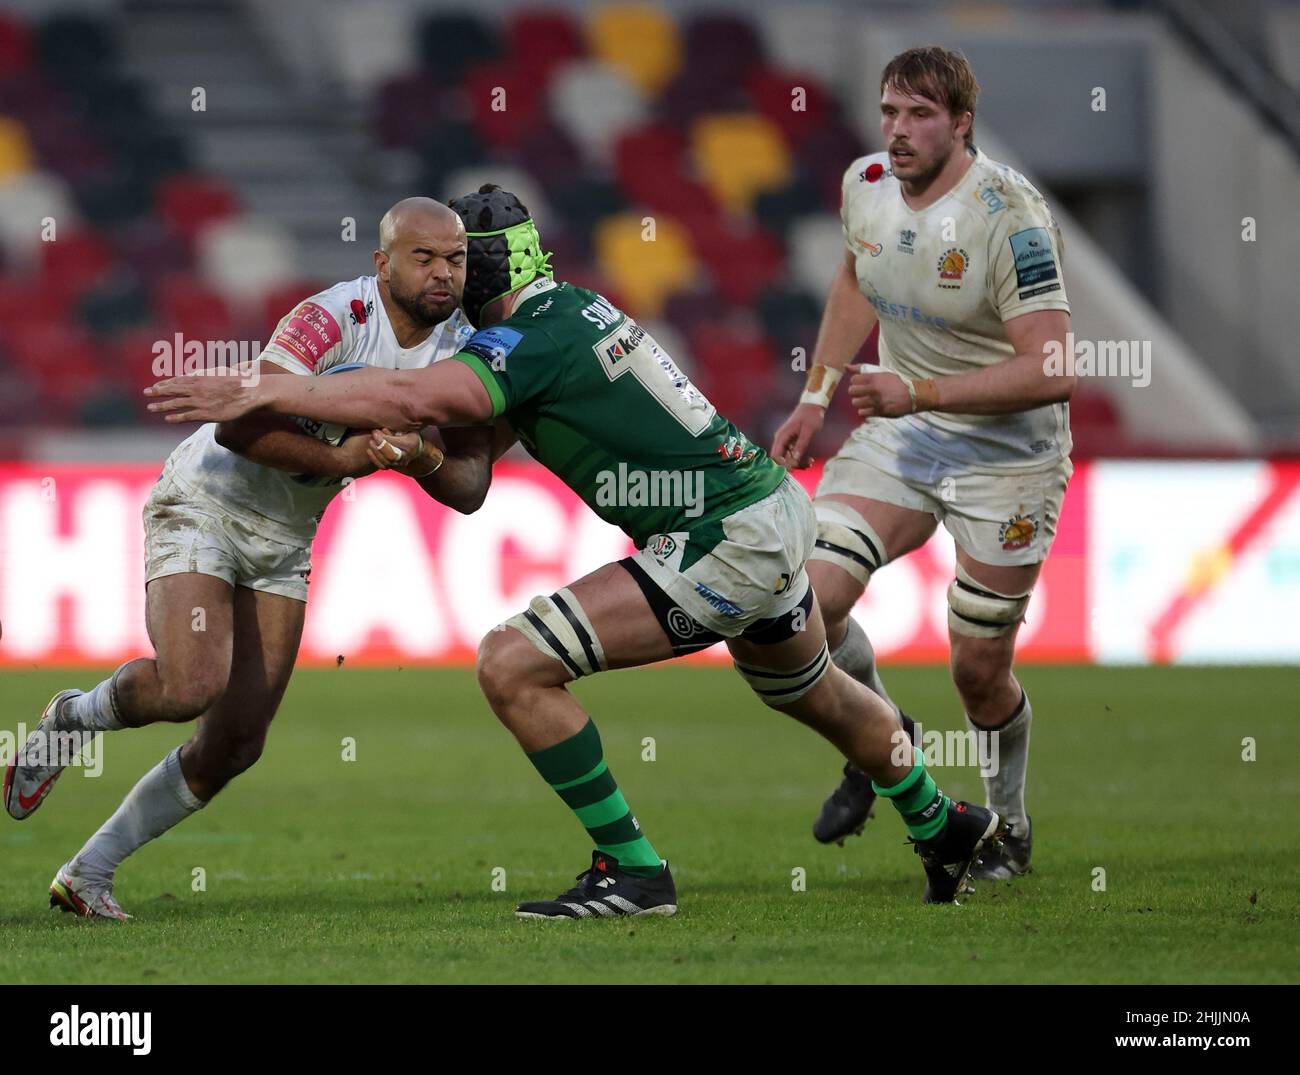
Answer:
[
  {"left": 526, "top": 719, "right": 662, "bottom": 874},
  {"left": 873, "top": 747, "right": 950, "bottom": 842}
]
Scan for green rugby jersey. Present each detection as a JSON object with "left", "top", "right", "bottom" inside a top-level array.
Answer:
[{"left": 451, "top": 279, "right": 788, "bottom": 562}]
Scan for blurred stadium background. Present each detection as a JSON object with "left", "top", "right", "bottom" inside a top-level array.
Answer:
[{"left": 0, "top": 0, "right": 1297, "bottom": 669}]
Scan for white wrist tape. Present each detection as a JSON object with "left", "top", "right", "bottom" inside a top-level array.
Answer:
[{"left": 798, "top": 365, "right": 843, "bottom": 409}]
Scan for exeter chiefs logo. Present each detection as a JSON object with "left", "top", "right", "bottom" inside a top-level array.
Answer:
[
  {"left": 937, "top": 248, "right": 970, "bottom": 288},
  {"left": 999, "top": 510, "right": 1039, "bottom": 551}
]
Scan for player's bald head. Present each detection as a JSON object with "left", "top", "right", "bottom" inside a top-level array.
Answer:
[
  {"left": 375, "top": 197, "right": 467, "bottom": 328},
  {"left": 378, "top": 197, "right": 463, "bottom": 253}
]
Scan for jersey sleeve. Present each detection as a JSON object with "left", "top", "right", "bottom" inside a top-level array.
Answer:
[
  {"left": 837, "top": 153, "right": 889, "bottom": 256},
  {"left": 840, "top": 155, "right": 873, "bottom": 254},
  {"left": 989, "top": 195, "right": 1071, "bottom": 322},
  {"left": 449, "top": 323, "right": 563, "bottom": 418},
  {"left": 259, "top": 292, "right": 351, "bottom": 374}
]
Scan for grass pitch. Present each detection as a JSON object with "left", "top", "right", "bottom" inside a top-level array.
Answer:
[{"left": 0, "top": 664, "right": 1295, "bottom": 984}]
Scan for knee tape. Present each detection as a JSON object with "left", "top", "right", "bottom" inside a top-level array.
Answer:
[
  {"left": 947, "top": 563, "right": 1030, "bottom": 638},
  {"left": 503, "top": 588, "right": 607, "bottom": 679},
  {"left": 810, "top": 502, "right": 887, "bottom": 586},
  {"left": 734, "top": 643, "right": 831, "bottom": 708}
]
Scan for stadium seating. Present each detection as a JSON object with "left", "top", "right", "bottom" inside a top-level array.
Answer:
[{"left": 0, "top": 1, "right": 1179, "bottom": 458}]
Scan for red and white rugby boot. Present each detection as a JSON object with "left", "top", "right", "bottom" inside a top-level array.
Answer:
[
  {"left": 49, "top": 861, "right": 132, "bottom": 921},
  {"left": 5, "top": 689, "right": 85, "bottom": 820}
]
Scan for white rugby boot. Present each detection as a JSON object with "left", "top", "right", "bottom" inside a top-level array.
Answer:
[{"left": 49, "top": 860, "right": 132, "bottom": 921}]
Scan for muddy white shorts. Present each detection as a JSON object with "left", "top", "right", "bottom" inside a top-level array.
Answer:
[
  {"left": 626, "top": 475, "right": 817, "bottom": 640},
  {"left": 816, "top": 418, "right": 1072, "bottom": 567},
  {"left": 143, "top": 470, "right": 313, "bottom": 602}
]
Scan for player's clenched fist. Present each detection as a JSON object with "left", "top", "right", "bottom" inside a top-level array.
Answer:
[
  {"left": 848, "top": 369, "right": 914, "bottom": 419},
  {"left": 367, "top": 428, "right": 445, "bottom": 478},
  {"left": 145, "top": 374, "right": 257, "bottom": 423}
]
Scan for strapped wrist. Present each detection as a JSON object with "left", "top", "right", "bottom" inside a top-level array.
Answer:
[
  {"left": 405, "top": 439, "right": 444, "bottom": 478},
  {"left": 798, "top": 364, "right": 843, "bottom": 409},
  {"left": 901, "top": 375, "right": 940, "bottom": 413}
]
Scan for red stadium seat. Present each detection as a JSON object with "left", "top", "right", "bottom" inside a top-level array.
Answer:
[
  {"left": 464, "top": 62, "right": 548, "bottom": 150},
  {"left": 0, "top": 11, "right": 32, "bottom": 75},
  {"left": 38, "top": 228, "right": 114, "bottom": 303},
  {"left": 747, "top": 68, "right": 834, "bottom": 144},
  {"left": 155, "top": 174, "right": 240, "bottom": 243},
  {"left": 613, "top": 123, "right": 689, "bottom": 207},
  {"left": 153, "top": 273, "right": 234, "bottom": 341},
  {"left": 686, "top": 216, "right": 784, "bottom": 306},
  {"left": 687, "top": 319, "right": 779, "bottom": 418},
  {"left": 0, "top": 277, "right": 73, "bottom": 337},
  {"left": 6, "top": 321, "right": 96, "bottom": 380},
  {"left": 505, "top": 10, "right": 584, "bottom": 87}
]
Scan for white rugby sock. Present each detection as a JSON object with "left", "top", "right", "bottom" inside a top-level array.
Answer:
[
  {"left": 829, "top": 616, "right": 901, "bottom": 718},
  {"left": 72, "top": 747, "right": 205, "bottom": 881},
  {"left": 969, "top": 691, "right": 1031, "bottom": 834},
  {"left": 60, "top": 666, "right": 128, "bottom": 732}
]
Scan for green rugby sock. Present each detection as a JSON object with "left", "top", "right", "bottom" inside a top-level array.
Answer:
[
  {"left": 873, "top": 748, "right": 950, "bottom": 841},
  {"left": 526, "top": 719, "right": 663, "bottom": 877}
]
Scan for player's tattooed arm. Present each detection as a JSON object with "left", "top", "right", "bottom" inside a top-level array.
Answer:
[
  {"left": 214, "top": 363, "right": 376, "bottom": 479},
  {"left": 849, "top": 310, "right": 1075, "bottom": 419},
  {"left": 147, "top": 359, "right": 494, "bottom": 430}
]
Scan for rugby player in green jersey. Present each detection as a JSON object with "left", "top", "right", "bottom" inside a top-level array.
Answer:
[{"left": 148, "top": 185, "right": 1005, "bottom": 916}]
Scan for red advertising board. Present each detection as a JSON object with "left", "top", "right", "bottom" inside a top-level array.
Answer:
[{"left": 2, "top": 461, "right": 1296, "bottom": 666}]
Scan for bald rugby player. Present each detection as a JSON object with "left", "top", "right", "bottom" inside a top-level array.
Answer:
[{"left": 5, "top": 199, "right": 489, "bottom": 919}]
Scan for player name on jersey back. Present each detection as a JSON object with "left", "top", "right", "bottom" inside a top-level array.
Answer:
[{"left": 451, "top": 279, "right": 788, "bottom": 557}]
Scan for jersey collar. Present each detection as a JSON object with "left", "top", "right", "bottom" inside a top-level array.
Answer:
[{"left": 510, "top": 277, "right": 559, "bottom": 316}]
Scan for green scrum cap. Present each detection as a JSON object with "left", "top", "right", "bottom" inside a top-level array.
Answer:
[{"left": 449, "top": 183, "right": 554, "bottom": 325}]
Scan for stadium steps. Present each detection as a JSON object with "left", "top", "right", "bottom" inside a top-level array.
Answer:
[{"left": 118, "top": 0, "right": 376, "bottom": 283}]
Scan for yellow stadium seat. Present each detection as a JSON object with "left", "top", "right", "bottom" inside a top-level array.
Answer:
[
  {"left": 0, "top": 116, "right": 34, "bottom": 181},
  {"left": 587, "top": 4, "right": 681, "bottom": 95},
  {"left": 692, "top": 113, "right": 792, "bottom": 214},
  {"left": 594, "top": 212, "right": 697, "bottom": 318}
]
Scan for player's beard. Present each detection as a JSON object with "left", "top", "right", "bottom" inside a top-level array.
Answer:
[
  {"left": 892, "top": 139, "right": 964, "bottom": 192},
  {"left": 390, "top": 276, "right": 458, "bottom": 327},
  {"left": 892, "top": 144, "right": 941, "bottom": 186}
]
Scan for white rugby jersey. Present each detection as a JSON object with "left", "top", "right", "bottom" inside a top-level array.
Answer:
[
  {"left": 162, "top": 275, "right": 474, "bottom": 544},
  {"left": 841, "top": 147, "right": 1072, "bottom": 470}
]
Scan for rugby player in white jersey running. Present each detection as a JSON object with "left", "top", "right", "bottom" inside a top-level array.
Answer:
[
  {"left": 5, "top": 198, "right": 489, "bottom": 919},
  {"left": 772, "top": 46, "right": 1076, "bottom": 879}
]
